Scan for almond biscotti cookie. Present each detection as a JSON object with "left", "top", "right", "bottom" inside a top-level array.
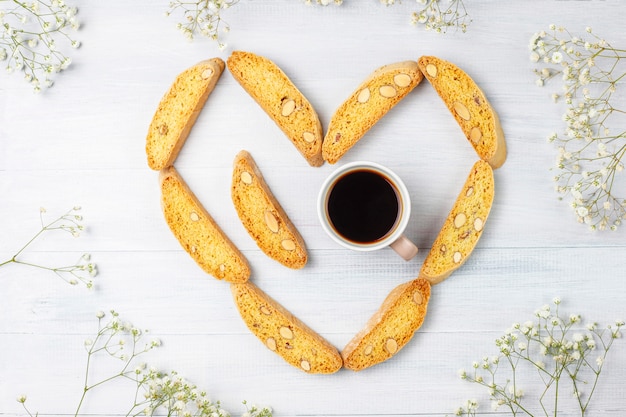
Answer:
[
  {"left": 227, "top": 51, "right": 324, "bottom": 167},
  {"left": 160, "top": 167, "right": 250, "bottom": 283},
  {"left": 341, "top": 278, "right": 431, "bottom": 371},
  {"left": 322, "top": 61, "right": 423, "bottom": 164},
  {"left": 231, "top": 282, "right": 343, "bottom": 374},
  {"left": 418, "top": 56, "right": 507, "bottom": 169},
  {"left": 231, "top": 150, "right": 308, "bottom": 269},
  {"left": 146, "top": 58, "right": 225, "bottom": 171},
  {"left": 419, "top": 160, "right": 494, "bottom": 285}
]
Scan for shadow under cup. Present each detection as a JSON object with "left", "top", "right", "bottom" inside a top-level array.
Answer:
[{"left": 317, "top": 161, "right": 415, "bottom": 258}]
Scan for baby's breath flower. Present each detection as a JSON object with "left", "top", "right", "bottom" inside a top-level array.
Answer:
[
  {"left": 166, "top": 0, "right": 238, "bottom": 44},
  {"left": 456, "top": 299, "right": 622, "bottom": 416},
  {"left": 0, "top": 0, "right": 81, "bottom": 91},
  {"left": 408, "top": 0, "right": 470, "bottom": 33},
  {"left": 19, "top": 311, "right": 272, "bottom": 417},
  {"left": 0, "top": 206, "right": 96, "bottom": 288},
  {"left": 536, "top": 304, "right": 551, "bottom": 319},
  {"left": 551, "top": 51, "right": 563, "bottom": 64},
  {"left": 531, "top": 25, "right": 626, "bottom": 229}
]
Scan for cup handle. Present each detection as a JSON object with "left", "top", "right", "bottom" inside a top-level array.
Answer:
[{"left": 390, "top": 235, "right": 418, "bottom": 261}]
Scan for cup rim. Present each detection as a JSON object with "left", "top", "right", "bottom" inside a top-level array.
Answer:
[{"left": 317, "top": 161, "right": 411, "bottom": 252}]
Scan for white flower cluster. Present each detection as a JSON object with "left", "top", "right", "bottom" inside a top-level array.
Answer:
[
  {"left": 167, "top": 0, "right": 470, "bottom": 49},
  {"left": 1, "top": 206, "right": 97, "bottom": 288},
  {"left": 410, "top": 0, "right": 471, "bottom": 33},
  {"left": 453, "top": 399, "right": 478, "bottom": 416},
  {"left": 530, "top": 25, "right": 626, "bottom": 231},
  {"left": 140, "top": 371, "right": 273, "bottom": 417},
  {"left": 0, "top": 0, "right": 80, "bottom": 91},
  {"left": 166, "top": 0, "right": 239, "bottom": 50},
  {"left": 166, "top": 0, "right": 345, "bottom": 48},
  {"left": 18, "top": 310, "right": 273, "bottom": 417},
  {"left": 455, "top": 298, "right": 624, "bottom": 416},
  {"left": 140, "top": 369, "right": 231, "bottom": 417}
]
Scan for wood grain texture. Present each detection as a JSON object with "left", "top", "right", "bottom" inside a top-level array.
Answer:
[{"left": 1, "top": 1, "right": 625, "bottom": 416}]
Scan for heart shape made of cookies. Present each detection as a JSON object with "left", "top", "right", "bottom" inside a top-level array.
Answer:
[{"left": 146, "top": 51, "right": 506, "bottom": 373}]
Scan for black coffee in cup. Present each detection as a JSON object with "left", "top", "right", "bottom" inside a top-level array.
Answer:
[{"left": 326, "top": 169, "right": 401, "bottom": 244}]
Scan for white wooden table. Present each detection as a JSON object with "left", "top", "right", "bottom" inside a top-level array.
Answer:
[{"left": 2, "top": 1, "right": 625, "bottom": 416}]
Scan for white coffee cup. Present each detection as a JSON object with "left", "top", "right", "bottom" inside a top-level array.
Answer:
[{"left": 317, "top": 161, "right": 418, "bottom": 261}]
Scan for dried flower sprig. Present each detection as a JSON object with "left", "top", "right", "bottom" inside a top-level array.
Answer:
[
  {"left": 165, "top": 0, "right": 343, "bottom": 49},
  {"left": 0, "top": 0, "right": 81, "bottom": 92},
  {"left": 410, "top": 0, "right": 471, "bottom": 33},
  {"left": 165, "top": 0, "right": 239, "bottom": 49},
  {"left": 0, "top": 206, "right": 97, "bottom": 288},
  {"left": 17, "top": 310, "right": 273, "bottom": 417},
  {"left": 530, "top": 25, "right": 626, "bottom": 231},
  {"left": 167, "top": 0, "right": 470, "bottom": 48},
  {"left": 454, "top": 298, "right": 623, "bottom": 416}
]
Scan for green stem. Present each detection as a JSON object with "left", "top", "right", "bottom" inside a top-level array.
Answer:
[
  {"left": 20, "top": 402, "right": 36, "bottom": 417},
  {"left": 75, "top": 325, "right": 148, "bottom": 416},
  {"left": 582, "top": 331, "right": 616, "bottom": 412},
  {"left": 75, "top": 341, "right": 95, "bottom": 415},
  {"left": 0, "top": 258, "right": 15, "bottom": 268},
  {"left": 553, "top": 367, "right": 562, "bottom": 417},
  {"left": 1, "top": 209, "right": 75, "bottom": 269},
  {"left": 10, "top": 258, "right": 57, "bottom": 271},
  {"left": 503, "top": 354, "right": 535, "bottom": 416},
  {"left": 7, "top": 227, "right": 46, "bottom": 263}
]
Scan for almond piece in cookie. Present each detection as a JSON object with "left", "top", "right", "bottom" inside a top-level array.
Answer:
[
  {"left": 231, "top": 282, "right": 343, "bottom": 374},
  {"left": 418, "top": 56, "right": 507, "bottom": 169},
  {"left": 146, "top": 58, "right": 224, "bottom": 170},
  {"left": 231, "top": 150, "right": 308, "bottom": 269},
  {"left": 227, "top": 51, "right": 324, "bottom": 167},
  {"left": 160, "top": 166, "right": 250, "bottom": 283},
  {"left": 419, "top": 160, "right": 494, "bottom": 285},
  {"left": 342, "top": 278, "right": 431, "bottom": 371},
  {"left": 322, "top": 61, "right": 424, "bottom": 164}
]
